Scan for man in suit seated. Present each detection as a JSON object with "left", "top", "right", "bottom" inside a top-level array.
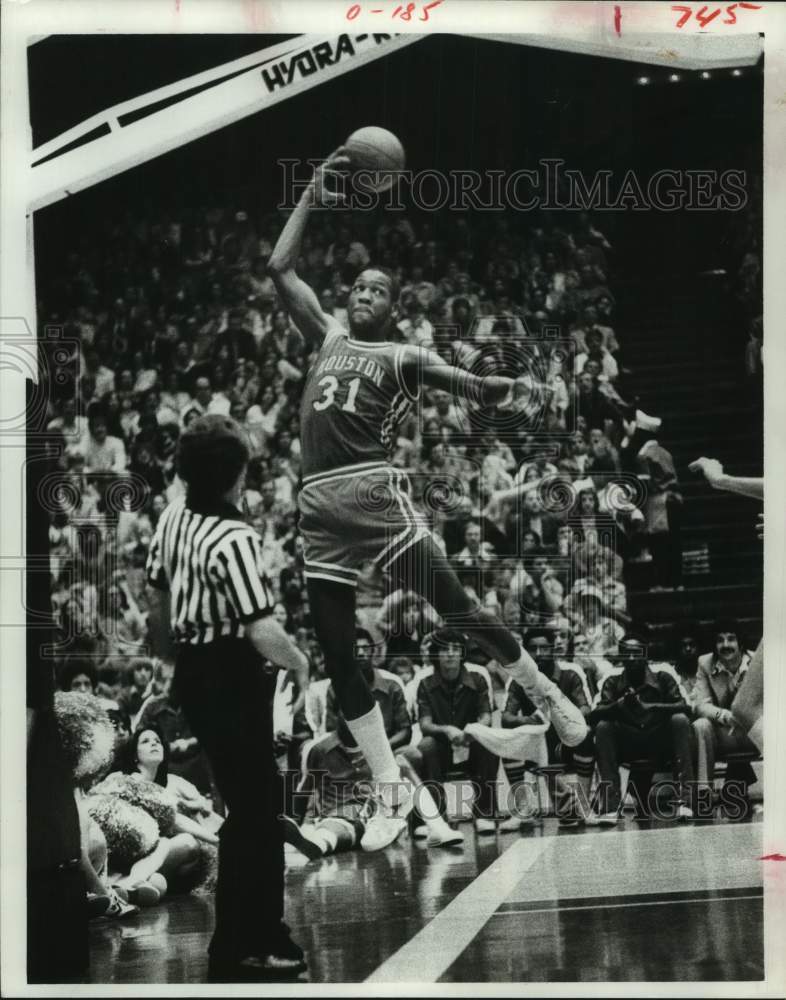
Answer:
[{"left": 692, "top": 619, "right": 759, "bottom": 818}]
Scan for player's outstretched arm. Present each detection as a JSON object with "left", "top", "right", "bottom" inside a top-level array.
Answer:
[
  {"left": 400, "top": 346, "right": 517, "bottom": 408},
  {"left": 688, "top": 457, "right": 763, "bottom": 501},
  {"left": 268, "top": 147, "right": 350, "bottom": 346}
]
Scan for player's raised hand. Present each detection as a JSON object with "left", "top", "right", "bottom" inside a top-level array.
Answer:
[
  {"left": 688, "top": 456, "right": 725, "bottom": 488},
  {"left": 312, "top": 146, "right": 352, "bottom": 206}
]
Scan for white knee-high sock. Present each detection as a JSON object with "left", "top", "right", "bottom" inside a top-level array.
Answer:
[
  {"left": 345, "top": 703, "right": 400, "bottom": 783},
  {"left": 413, "top": 782, "right": 445, "bottom": 829},
  {"left": 503, "top": 648, "right": 540, "bottom": 694}
]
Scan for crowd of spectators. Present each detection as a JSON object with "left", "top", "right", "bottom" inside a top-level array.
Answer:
[
  {"left": 39, "top": 196, "right": 761, "bottom": 890},
  {"left": 41, "top": 202, "right": 683, "bottom": 672}
]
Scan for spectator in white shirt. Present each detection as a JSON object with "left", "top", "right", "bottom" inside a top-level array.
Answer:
[
  {"left": 454, "top": 521, "right": 496, "bottom": 567},
  {"left": 319, "top": 288, "right": 348, "bottom": 330},
  {"left": 575, "top": 327, "right": 619, "bottom": 382},
  {"left": 83, "top": 405, "right": 127, "bottom": 474},
  {"left": 422, "top": 389, "right": 471, "bottom": 436},
  {"left": 571, "top": 304, "right": 619, "bottom": 355},
  {"left": 83, "top": 347, "right": 115, "bottom": 400},
  {"left": 516, "top": 445, "right": 559, "bottom": 485},
  {"left": 48, "top": 397, "right": 88, "bottom": 455},
  {"left": 181, "top": 375, "right": 212, "bottom": 424},
  {"left": 397, "top": 293, "right": 434, "bottom": 347}
]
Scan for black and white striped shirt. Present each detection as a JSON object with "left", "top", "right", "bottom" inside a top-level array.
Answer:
[{"left": 145, "top": 496, "right": 275, "bottom": 645}]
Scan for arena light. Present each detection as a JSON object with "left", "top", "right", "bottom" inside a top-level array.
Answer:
[
  {"left": 669, "top": 73, "right": 681, "bottom": 83},
  {"left": 700, "top": 71, "right": 711, "bottom": 79},
  {"left": 732, "top": 69, "right": 743, "bottom": 76},
  {"left": 637, "top": 75, "right": 650, "bottom": 85}
]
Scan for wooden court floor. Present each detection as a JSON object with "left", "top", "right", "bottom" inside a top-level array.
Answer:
[{"left": 87, "top": 816, "right": 765, "bottom": 985}]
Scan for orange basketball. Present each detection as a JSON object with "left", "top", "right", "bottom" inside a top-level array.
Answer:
[{"left": 345, "top": 126, "right": 406, "bottom": 192}]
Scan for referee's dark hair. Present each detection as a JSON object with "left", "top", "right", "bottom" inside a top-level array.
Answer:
[{"left": 177, "top": 414, "right": 250, "bottom": 506}]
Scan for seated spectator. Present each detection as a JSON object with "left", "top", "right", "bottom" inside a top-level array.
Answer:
[
  {"left": 514, "top": 551, "right": 565, "bottom": 621},
  {"left": 585, "top": 427, "right": 621, "bottom": 477},
  {"left": 569, "top": 371, "right": 617, "bottom": 432},
  {"left": 136, "top": 660, "right": 215, "bottom": 795},
  {"left": 388, "top": 655, "right": 416, "bottom": 686},
  {"left": 82, "top": 346, "right": 116, "bottom": 400},
  {"left": 97, "top": 580, "right": 147, "bottom": 659},
  {"left": 82, "top": 403, "right": 127, "bottom": 474},
  {"left": 692, "top": 620, "right": 759, "bottom": 814},
  {"left": 118, "top": 657, "right": 155, "bottom": 730},
  {"left": 565, "top": 585, "right": 624, "bottom": 656},
  {"left": 571, "top": 304, "right": 618, "bottom": 355},
  {"left": 48, "top": 396, "right": 88, "bottom": 454},
  {"left": 670, "top": 620, "right": 702, "bottom": 710},
  {"left": 93, "top": 725, "right": 220, "bottom": 905},
  {"left": 590, "top": 636, "right": 695, "bottom": 823},
  {"left": 482, "top": 566, "right": 520, "bottom": 630},
  {"left": 212, "top": 306, "right": 257, "bottom": 368},
  {"left": 570, "top": 542, "right": 628, "bottom": 625},
  {"left": 515, "top": 444, "right": 559, "bottom": 485},
  {"left": 575, "top": 326, "right": 619, "bottom": 382},
  {"left": 397, "top": 291, "right": 434, "bottom": 346},
  {"left": 572, "top": 527, "right": 624, "bottom": 581},
  {"left": 519, "top": 489, "right": 560, "bottom": 549},
  {"left": 376, "top": 594, "right": 438, "bottom": 664},
  {"left": 453, "top": 520, "right": 496, "bottom": 568},
  {"left": 421, "top": 388, "right": 471, "bottom": 436},
  {"left": 129, "top": 438, "right": 166, "bottom": 496},
  {"left": 559, "top": 431, "right": 590, "bottom": 478},
  {"left": 410, "top": 629, "right": 501, "bottom": 835},
  {"left": 59, "top": 657, "right": 129, "bottom": 736}
]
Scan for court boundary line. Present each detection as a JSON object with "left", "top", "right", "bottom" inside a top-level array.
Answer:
[
  {"left": 491, "top": 892, "right": 764, "bottom": 917},
  {"left": 495, "top": 884, "right": 763, "bottom": 912},
  {"left": 365, "top": 836, "right": 553, "bottom": 984}
]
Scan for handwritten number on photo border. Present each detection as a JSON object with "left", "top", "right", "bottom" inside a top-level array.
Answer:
[
  {"left": 671, "top": 3, "right": 761, "bottom": 28},
  {"left": 346, "top": 1, "right": 443, "bottom": 21}
]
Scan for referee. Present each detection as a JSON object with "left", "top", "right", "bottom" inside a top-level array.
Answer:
[{"left": 145, "top": 414, "right": 310, "bottom": 983}]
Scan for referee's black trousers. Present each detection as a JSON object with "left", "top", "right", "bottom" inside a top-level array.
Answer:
[{"left": 174, "top": 638, "right": 285, "bottom": 962}]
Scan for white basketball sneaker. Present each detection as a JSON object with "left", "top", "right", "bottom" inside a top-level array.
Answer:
[
  {"left": 425, "top": 820, "right": 465, "bottom": 848},
  {"left": 360, "top": 815, "right": 407, "bottom": 852},
  {"left": 505, "top": 651, "right": 588, "bottom": 748}
]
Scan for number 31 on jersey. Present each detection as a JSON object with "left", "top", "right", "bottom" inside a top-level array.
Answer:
[{"left": 312, "top": 375, "right": 361, "bottom": 413}]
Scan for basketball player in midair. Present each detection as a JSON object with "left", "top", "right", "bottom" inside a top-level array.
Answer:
[{"left": 269, "top": 147, "right": 587, "bottom": 814}]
